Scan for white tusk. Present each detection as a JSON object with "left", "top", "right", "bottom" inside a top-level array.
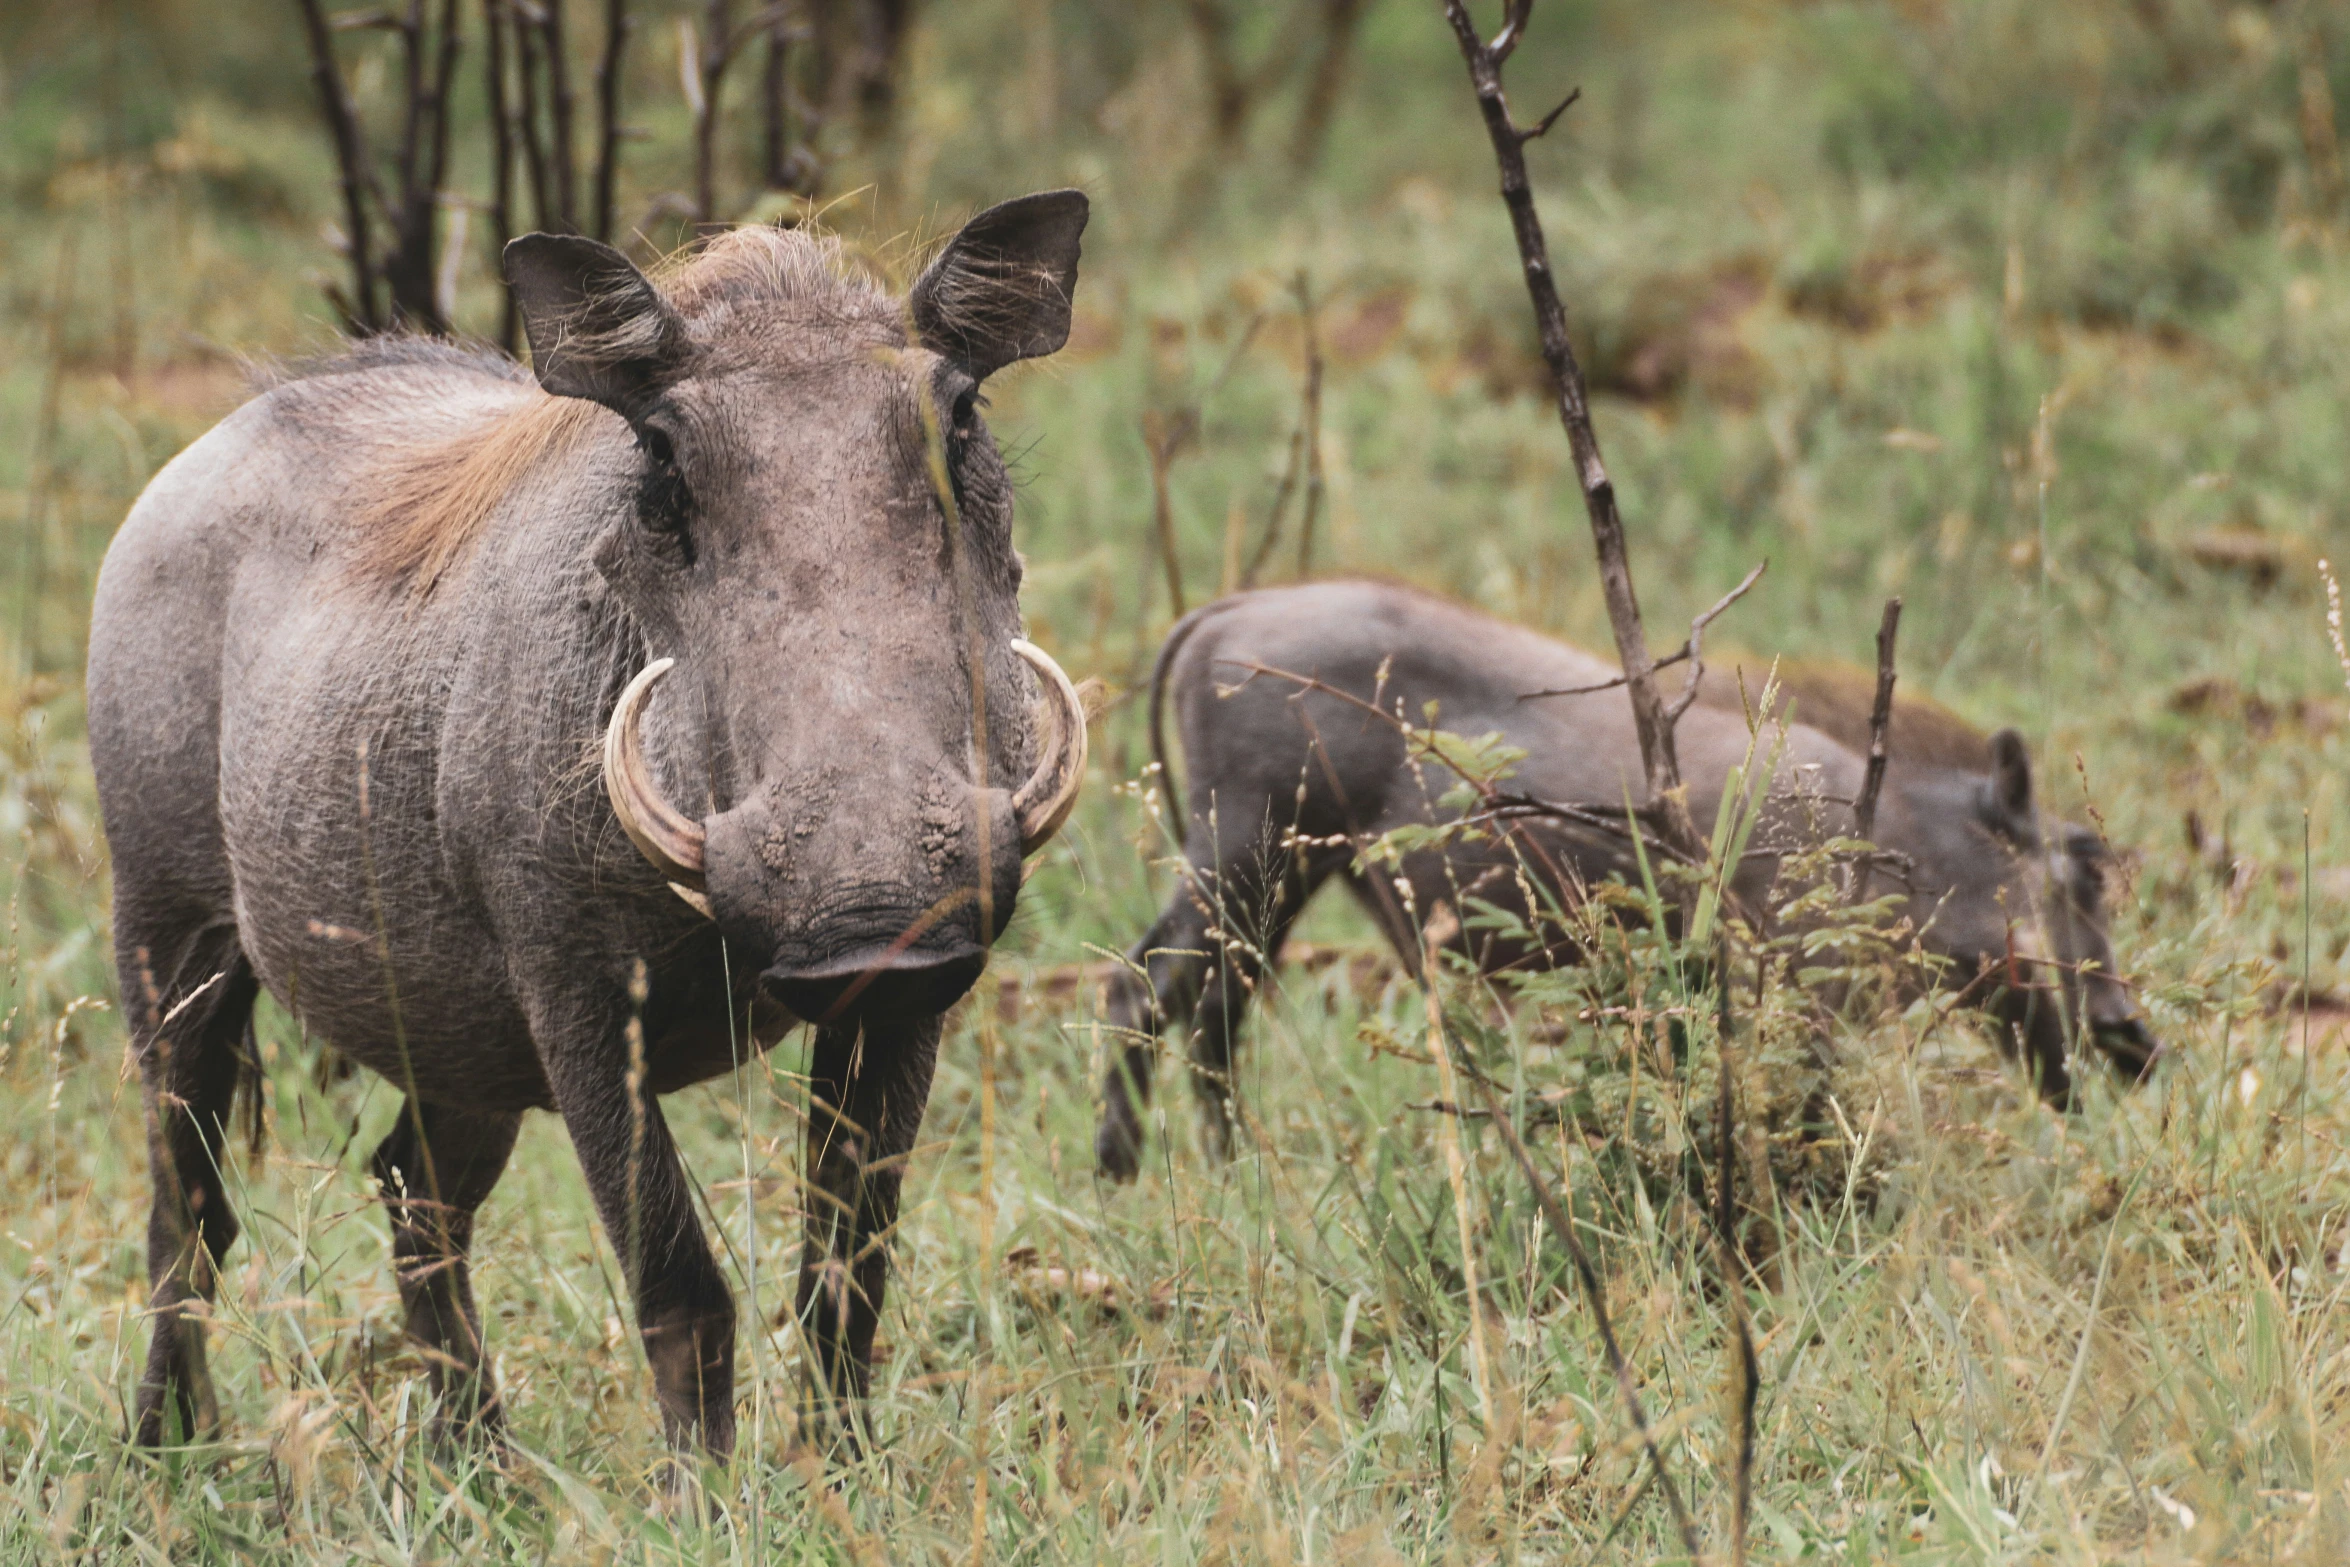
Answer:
[
  {"left": 1009, "top": 639, "right": 1088, "bottom": 855},
  {"left": 603, "top": 658, "right": 710, "bottom": 901}
]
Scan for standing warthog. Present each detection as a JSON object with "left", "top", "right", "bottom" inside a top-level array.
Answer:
[
  {"left": 1094, "top": 580, "right": 2155, "bottom": 1180},
  {"left": 89, "top": 193, "right": 1093, "bottom": 1457}
]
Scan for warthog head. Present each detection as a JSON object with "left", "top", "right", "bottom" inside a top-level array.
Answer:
[
  {"left": 1897, "top": 728, "right": 2155, "bottom": 1094},
  {"left": 507, "top": 193, "right": 1091, "bottom": 1025}
]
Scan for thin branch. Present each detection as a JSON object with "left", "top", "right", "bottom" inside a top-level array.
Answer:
[
  {"left": 1142, "top": 312, "right": 1266, "bottom": 618},
  {"left": 1439, "top": 0, "right": 1698, "bottom": 860},
  {"left": 1241, "top": 273, "right": 1323, "bottom": 588},
  {"left": 1451, "top": 1021, "right": 1709, "bottom": 1564},
  {"left": 482, "top": 0, "right": 514, "bottom": 344},
  {"left": 1519, "top": 559, "right": 1765, "bottom": 704},
  {"left": 542, "top": 0, "right": 578, "bottom": 230},
  {"left": 1847, "top": 597, "right": 1903, "bottom": 900},
  {"left": 1294, "top": 275, "right": 1328, "bottom": 579},
  {"left": 1289, "top": 0, "right": 1369, "bottom": 170},
  {"left": 1517, "top": 85, "right": 1579, "bottom": 143},
  {"left": 591, "top": 0, "right": 631, "bottom": 240},
  {"left": 1213, "top": 657, "right": 1707, "bottom": 869},
  {"left": 1663, "top": 560, "right": 1769, "bottom": 725},
  {"left": 294, "top": 0, "right": 383, "bottom": 331},
  {"left": 510, "top": 1, "right": 554, "bottom": 230}
]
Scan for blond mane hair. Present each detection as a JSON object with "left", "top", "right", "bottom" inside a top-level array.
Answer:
[{"left": 345, "top": 226, "right": 891, "bottom": 594}]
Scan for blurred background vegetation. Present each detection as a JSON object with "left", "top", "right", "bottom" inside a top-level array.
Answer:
[{"left": 6, "top": 0, "right": 2350, "bottom": 1559}]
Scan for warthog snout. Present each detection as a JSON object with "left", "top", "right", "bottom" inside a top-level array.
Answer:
[{"left": 764, "top": 944, "right": 989, "bottom": 1025}]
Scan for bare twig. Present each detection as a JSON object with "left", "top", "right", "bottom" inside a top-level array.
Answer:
[
  {"left": 1521, "top": 561, "right": 1766, "bottom": 709},
  {"left": 592, "top": 0, "right": 632, "bottom": 239},
  {"left": 295, "top": 0, "right": 384, "bottom": 331},
  {"left": 483, "top": 0, "right": 519, "bottom": 348},
  {"left": 1215, "top": 657, "right": 1704, "bottom": 870},
  {"left": 1143, "top": 313, "right": 1266, "bottom": 617},
  {"left": 1662, "top": 560, "right": 1768, "bottom": 725},
  {"left": 1452, "top": 1022, "right": 1709, "bottom": 1564},
  {"left": 511, "top": 1, "right": 554, "bottom": 229},
  {"left": 1293, "top": 278, "right": 1328, "bottom": 579},
  {"left": 1290, "top": 0, "right": 1370, "bottom": 169},
  {"left": 692, "top": 0, "right": 731, "bottom": 223},
  {"left": 1241, "top": 273, "right": 1324, "bottom": 588},
  {"left": 1712, "top": 1008, "right": 1758, "bottom": 1566},
  {"left": 760, "top": 3, "right": 823, "bottom": 196},
  {"left": 1847, "top": 597, "right": 1903, "bottom": 900},
  {"left": 541, "top": 0, "right": 579, "bottom": 230},
  {"left": 1440, "top": 0, "right": 1697, "bottom": 859}
]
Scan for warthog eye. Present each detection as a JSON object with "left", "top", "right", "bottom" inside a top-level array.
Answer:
[
  {"left": 640, "top": 425, "right": 677, "bottom": 470},
  {"left": 633, "top": 422, "right": 695, "bottom": 562}
]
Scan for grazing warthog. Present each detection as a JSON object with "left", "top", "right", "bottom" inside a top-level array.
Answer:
[
  {"left": 1094, "top": 580, "right": 2154, "bottom": 1179},
  {"left": 89, "top": 193, "right": 1093, "bottom": 1457}
]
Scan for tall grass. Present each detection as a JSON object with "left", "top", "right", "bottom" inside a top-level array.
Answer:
[{"left": 6, "top": 0, "right": 2350, "bottom": 1558}]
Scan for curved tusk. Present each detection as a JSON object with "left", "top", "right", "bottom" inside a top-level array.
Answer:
[
  {"left": 603, "top": 658, "right": 709, "bottom": 897},
  {"left": 1009, "top": 639, "right": 1089, "bottom": 855}
]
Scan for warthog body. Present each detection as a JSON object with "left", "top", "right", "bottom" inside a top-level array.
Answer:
[
  {"left": 90, "top": 193, "right": 1092, "bottom": 1454},
  {"left": 1094, "top": 580, "right": 2153, "bottom": 1179}
]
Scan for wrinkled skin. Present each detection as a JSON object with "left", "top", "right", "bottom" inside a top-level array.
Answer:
[
  {"left": 1095, "top": 581, "right": 2155, "bottom": 1180},
  {"left": 88, "top": 191, "right": 1090, "bottom": 1457}
]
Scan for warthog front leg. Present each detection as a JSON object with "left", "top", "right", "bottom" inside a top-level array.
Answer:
[
  {"left": 794, "top": 1015, "right": 941, "bottom": 1447},
  {"left": 533, "top": 990, "right": 737, "bottom": 1460},
  {"left": 125, "top": 924, "right": 259, "bottom": 1448},
  {"left": 372, "top": 1099, "right": 522, "bottom": 1445}
]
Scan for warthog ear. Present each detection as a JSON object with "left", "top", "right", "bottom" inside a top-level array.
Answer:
[
  {"left": 504, "top": 234, "right": 689, "bottom": 416},
  {"left": 911, "top": 190, "right": 1089, "bottom": 379},
  {"left": 1987, "top": 727, "right": 2035, "bottom": 822}
]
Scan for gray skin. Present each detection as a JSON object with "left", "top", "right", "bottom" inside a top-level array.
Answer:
[
  {"left": 87, "top": 191, "right": 1089, "bottom": 1457},
  {"left": 1094, "top": 580, "right": 2156, "bottom": 1181}
]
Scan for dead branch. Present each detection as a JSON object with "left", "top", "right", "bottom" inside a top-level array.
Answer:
[
  {"left": 510, "top": 1, "right": 554, "bottom": 228},
  {"left": 1712, "top": 1021, "right": 1758, "bottom": 1567},
  {"left": 483, "top": 0, "right": 519, "bottom": 347},
  {"left": 1240, "top": 273, "right": 1324, "bottom": 588},
  {"left": 684, "top": 1, "right": 796, "bottom": 224},
  {"left": 1290, "top": 0, "right": 1370, "bottom": 169},
  {"left": 1846, "top": 597, "right": 1903, "bottom": 900},
  {"left": 541, "top": 0, "right": 580, "bottom": 230},
  {"left": 1215, "top": 657, "right": 1706, "bottom": 871},
  {"left": 1143, "top": 313, "right": 1266, "bottom": 618},
  {"left": 1450, "top": 1013, "right": 1709, "bottom": 1564},
  {"left": 761, "top": 4, "right": 821, "bottom": 196},
  {"left": 1440, "top": 0, "right": 1698, "bottom": 861},
  {"left": 295, "top": 0, "right": 385, "bottom": 331},
  {"left": 1662, "top": 561, "right": 1768, "bottom": 725},
  {"left": 591, "top": 0, "right": 631, "bottom": 238},
  {"left": 1520, "top": 560, "right": 1766, "bottom": 707},
  {"left": 692, "top": 0, "right": 731, "bottom": 223}
]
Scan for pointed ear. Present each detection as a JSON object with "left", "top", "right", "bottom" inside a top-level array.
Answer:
[
  {"left": 504, "top": 234, "right": 690, "bottom": 416},
  {"left": 911, "top": 189, "right": 1089, "bottom": 379},
  {"left": 1987, "top": 728, "right": 2035, "bottom": 821}
]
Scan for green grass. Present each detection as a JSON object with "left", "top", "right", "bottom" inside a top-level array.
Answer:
[{"left": 7, "top": 0, "right": 2350, "bottom": 1558}]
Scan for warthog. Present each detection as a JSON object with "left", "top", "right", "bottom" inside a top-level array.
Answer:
[
  {"left": 1093, "top": 580, "right": 2154, "bottom": 1179},
  {"left": 89, "top": 193, "right": 1093, "bottom": 1456}
]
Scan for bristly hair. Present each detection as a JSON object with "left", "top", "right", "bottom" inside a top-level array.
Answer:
[{"left": 339, "top": 225, "right": 894, "bottom": 595}]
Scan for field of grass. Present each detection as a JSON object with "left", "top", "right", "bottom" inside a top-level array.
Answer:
[{"left": 7, "top": 0, "right": 2350, "bottom": 1559}]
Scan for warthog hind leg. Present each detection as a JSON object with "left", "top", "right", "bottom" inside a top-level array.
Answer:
[{"left": 124, "top": 920, "right": 259, "bottom": 1447}]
